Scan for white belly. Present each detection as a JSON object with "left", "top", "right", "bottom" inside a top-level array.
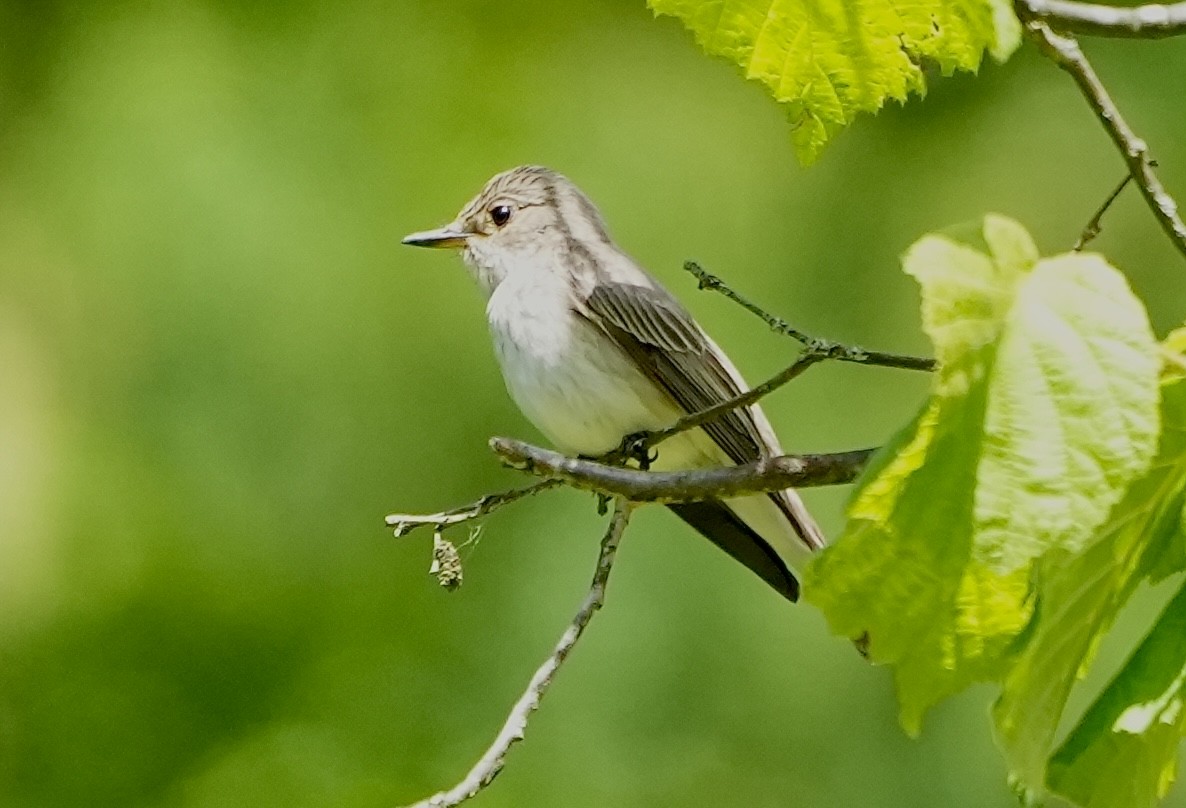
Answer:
[{"left": 488, "top": 284, "right": 678, "bottom": 456}]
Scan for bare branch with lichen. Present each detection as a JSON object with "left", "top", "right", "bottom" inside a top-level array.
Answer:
[
  {"left": 493, "top": 437, "right": 875, "bottom": 501},
  {"left": 1017, "top": 0, "right": 1186, "bottom": 39}
]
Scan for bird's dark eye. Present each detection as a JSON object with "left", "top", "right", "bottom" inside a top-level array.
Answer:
[{"left": 490, "top": 204, "right": 513, "bottom": 227}]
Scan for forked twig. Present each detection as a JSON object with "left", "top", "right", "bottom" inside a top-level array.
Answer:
[
  {"left": 592, "top": 264, "right": 935, "bottom": 463},
  {"left": 385, "top": 480, "right": 562, "bottom": 538},
  {"left": 683, "top": 262, "right": 937, "bottom": 372},
  {"left": 399, "top": 500, "right": 633, "bottom": 808},
  {"left": 1021, "top": 16, "right": 1186, "bottom": 261}
]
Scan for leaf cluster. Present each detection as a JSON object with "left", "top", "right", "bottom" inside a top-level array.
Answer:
[
  {"left": 654, "top": 3, "right": 1186, "bottom": 804},
  {"left": 805, "top": 216, "right": 1186, "bottom": 808}
]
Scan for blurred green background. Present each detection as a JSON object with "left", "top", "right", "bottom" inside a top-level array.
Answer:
[{"left": 2, "top": 2, "right": 1186, "bottom": 806}]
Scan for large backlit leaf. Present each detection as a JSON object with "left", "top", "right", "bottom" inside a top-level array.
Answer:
[
  {"left": 648, "top": 0, "right": 1021, "bottom": 163},
  {"left": 807, "top": 215, "right": 1160, "bottom": 734}
]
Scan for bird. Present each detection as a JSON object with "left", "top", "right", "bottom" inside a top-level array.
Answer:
[{"left": 402, "top": 166, "right": 824, "bottom": 601}]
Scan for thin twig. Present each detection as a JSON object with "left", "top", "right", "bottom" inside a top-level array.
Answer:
[
  {"left": 385, "top": 480, "right": 562, "bottom": 537},
  {"left": 1074, "top": 173, "right": 1134, "bottom": 250},
  {"left": 1017, "top": 0, "right": 1186, "bottom": 39},
  {"left": 684, "top": 262, "right": 937, "bottom": 372},
  {"left": 1021, "top": 16, "right": 1186, "bottom": 261},
  {"left": 605, "top": 263, "right": 931, "bottom": 466},
  {"left": 400, "top": 499, "right": 633, "bottom": 808},
  {"left": 493, "top": 438, "right": 875, "bottom": 501},
  {"left": 637, "top": 349, "right": 826, "bottom": 452}
]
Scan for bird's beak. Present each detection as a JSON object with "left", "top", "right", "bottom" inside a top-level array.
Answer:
[{"left": 402, "top": 225, "right": 472, "bottom": 249}]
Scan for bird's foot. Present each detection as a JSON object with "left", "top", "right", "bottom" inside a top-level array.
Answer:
[{"left": 619, "top": 431, "right": 658, "bottom": 470}]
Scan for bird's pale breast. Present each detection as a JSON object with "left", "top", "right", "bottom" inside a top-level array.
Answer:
[{"left": 486, "top": 271, "right": 686, "bottom": 458}]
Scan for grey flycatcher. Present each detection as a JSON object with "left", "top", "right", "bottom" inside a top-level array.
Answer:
[{"left": 402, "top": 166, "right": 824, "bottom": 601}]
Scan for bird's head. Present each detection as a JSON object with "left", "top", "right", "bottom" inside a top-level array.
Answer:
[{"left": 402, "top": 165, "right": 611, "bottom": 292}]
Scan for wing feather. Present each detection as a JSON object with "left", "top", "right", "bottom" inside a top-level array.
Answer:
[
  {"left": 582, "top": 281, "right": 822, "bottom": 552},
  {"left": 585, "top": 283, "right": 764, "bottom": 466}
]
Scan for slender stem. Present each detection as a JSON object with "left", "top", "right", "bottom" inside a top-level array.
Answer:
[
  {"left": 493, "top": 438, "right": 875, "bottom": 501},
  {"left": 1021, "top": 16, "right": 1186, "bottom": 261},
  {"left": 399, "top": 500, "right": 633, "bottom": 808},
  {"left": 639, "top": 349, "right": 825, "bottom": 452},
  {"left": 385, "top": 480, "right": 563, "bottom": 537},
  {"left": 1074, "top": 173, "right": 1133, "bottom": 251},
  {"left": 604, "top": 263, "right": 931, "bottom": 464},
  {"left": 1017, "top": 0, "right": 1186, "bottom": 39},
  {"left": 684, "top": 262, "right": 936, "bottom": 372}
]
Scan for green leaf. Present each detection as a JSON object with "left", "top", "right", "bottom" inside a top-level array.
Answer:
[
  {"left": 1144, "top": 330, "right": 1186, "bottom": 580},
  {"left": 994, "top": 537, "right": 1138, "bottom": 798},
  {"left": 993, "top": 377, "right": 1186, "bottom": 794},
  {"left": 648, "top": 0, "right": 1021, "bottom": 164},
  {"left": 1165, "top": 326, "right": 1186, "bottom": 384},
  {"left": 1137, "top": 407, "right": 1186, "bottom": 582},
  {"left": 807, "top": 216, "right": 1160, "bottom": 735},
  {"left": 1047, "top": 580, "right": 1186, "bottom": 808}
]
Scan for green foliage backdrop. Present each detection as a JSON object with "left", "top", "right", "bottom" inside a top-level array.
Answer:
[{"left": 2, "top": 1, "right": 1186, "bottom": 807}]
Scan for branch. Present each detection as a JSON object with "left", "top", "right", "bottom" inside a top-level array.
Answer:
[
  {"left": 684, "top": 262, "right": 937, "bottom": 372},
  {"left": 493, "top": 438, "right": 875, "bottom": 501},
  {"left": 1021, "top": 17, "right": 1186, "bottom": 261},
  {"left": 385, "top": 480, "right": 562, "bottom": 537},
  {"left": 1074, "top": 172, "right": 1133, "bottom": 251},
  {"left": 1017, "top": 0, "right": 1186, "bottom": 38},
  {"left": 400, "top": 499, "right": 633, "bottom": 808},
  {"left": 596, "top": 264, "right": 932, "bottom": 465}
]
